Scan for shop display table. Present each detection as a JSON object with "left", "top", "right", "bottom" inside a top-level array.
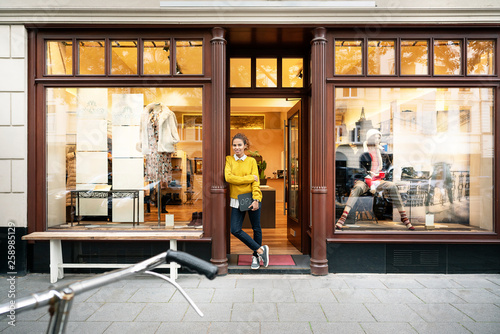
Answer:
[{"left": 70, "top": 189, "right": 140, "bottom": 227}]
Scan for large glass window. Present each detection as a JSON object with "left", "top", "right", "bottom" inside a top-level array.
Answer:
[
  {"left": 46, "top": 40, "right": 73, "bottom": 75},
  {"left": 111, "top": 40, "right": 138, "bottom": 75},
  {"left": 143, "top": 40, "right": 171, "bottom": 75},
  {"left": 335, "top": 87, "right": 494, "bottom": 232},
  {"left": 335, "top": 40, "right": 363, "bottom": 75},
  {"left": 78, "top": 40, "right": 105, "bottom": 75},
  {"left": 256, "top": 58, "right": 278, "bottom": 87},
  {"left": 368, "top": 40, "right": 395, "bottom": 75},
  {"left": 46, "top": 87, "right": 203, "bottom": 230},
  {"left": 401, "top": 40, "right": 428, "bottom": 75},
  {"left": 467, "top": 40, "right": 495, "bottom": 75},
  {"left": 434, "top": 40, "right": 462, "bottom": 75}
]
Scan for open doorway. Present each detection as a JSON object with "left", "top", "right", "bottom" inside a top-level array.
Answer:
[{"left": 229, "top": 97, "right": 302, "bottom": 256}]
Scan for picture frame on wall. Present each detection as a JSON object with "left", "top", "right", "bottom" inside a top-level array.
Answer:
[{"left": 195, "top": 157, "right": 202, "bottom": 174}]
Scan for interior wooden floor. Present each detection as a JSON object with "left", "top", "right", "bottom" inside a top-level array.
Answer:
[{"left": 230, "top": 202, "right": 302, "bottom": 255}]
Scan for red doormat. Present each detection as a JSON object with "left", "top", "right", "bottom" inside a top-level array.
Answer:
[{"left": 237, "top": 254, "right": 295, "bottom": 266}]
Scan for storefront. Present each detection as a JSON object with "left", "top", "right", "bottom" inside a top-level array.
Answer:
[{"left": 1, "top": 2, "right": 499, "bottom": 276}]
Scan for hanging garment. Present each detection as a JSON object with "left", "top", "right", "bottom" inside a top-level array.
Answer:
[{"left": 140, "top": 102, "right": 178, "bottom": 182}]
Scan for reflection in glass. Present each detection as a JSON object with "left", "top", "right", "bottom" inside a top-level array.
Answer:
[
  {"left": 46, "top": 87, "right": 203, "bottom": 229},
  {"left": 230, "top": 58, "right": 251, "bottom": 87},
  {"left": 334, "top": 87, "right": 494, "bottom": 232},
  {"left": 282, "top": 58, "right": 303, "bottom": 88},
  {"left": 111, "top": 40, "right": 138, "bottom": 75},
  {"left": 46, "top": 41, "right": 73, "bottom": 75},
  {"left": 79, "top": 40, "right": 105, "bottom": 75},
  {"left": 256, "top": 58, "right": 278, "bottom": 87},
  {"left": 175, "top": 40, "right": 203, "bottom": 75},
  {"left": 335, "top": 40, "right": 363, "bottom": 75},
  {"left": 467, "top": 40, "right": 495, "bottom": 75},
  {"left": 401, "top": 40, "right": 428, "bottom": 75},
  {"left": 288, "top": 114, "right": 299, "bottom": 219},
  {"left": 434, "top": 40, "right": 462, "bottom": 75},
  {"left": 368, "top": 40, "right": 395, "bottom": 75},
  {"left": 143, "top": 40, "right": 171, "bottom": 75}
]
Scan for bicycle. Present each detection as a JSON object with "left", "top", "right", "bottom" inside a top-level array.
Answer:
[{"left": 0, "top": 250, "right": 218, "bottom": 334}]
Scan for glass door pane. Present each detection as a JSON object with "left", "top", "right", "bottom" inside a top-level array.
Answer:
[{"left": 288, "top": 114, "right": 299, "bottom": 219}]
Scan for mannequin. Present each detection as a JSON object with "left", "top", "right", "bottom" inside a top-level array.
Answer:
[
  {"left": 139, "top": 102, "right": 180, "bottom": 214},
  {"left": 335, "top": 129, "right": 415, "bottom": 231}
]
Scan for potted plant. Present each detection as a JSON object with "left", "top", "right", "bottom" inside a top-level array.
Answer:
[{"left": 247, "top": 150, "right": 267, "bottom": 185}]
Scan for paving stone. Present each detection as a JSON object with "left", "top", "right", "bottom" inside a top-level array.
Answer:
[
  {"left": 409, "top": 322, "right": 471, "bottom": 334},
  {"left": 103, "top": 321, "right": 160, "bottom": 334},
  {"left": 310, "top": 322, "right": 365, "bottom": 334},
  {"left": 371, "top": 289, "right": 423, "bottom": 304},
  {"left": 182, "top": 302, "right": 232, "bottom": 322},
  {"left": 260, "top": 321, "right": 313, "bottom": 333},
  {"left": 211, "top": 288, "right": 253, "bottom": 303},
  {"left": 451, "top": 303, "right": 500, "bottom": 322},
  {"left": 169, "top": 287, "right": 215, "bottom": 303},
  {"left": 293, "top": 287, "right": 337, "bottom": 303},
  {"left": 461, "top": 322, "right": 500, "bottom": 334},
  {"left": 253, "top": 287, "right": 295, "bottom": 303},
  {"left": 276, "top": 302, "right": 327, "bottom": 322},
  {"left": 452, "top": 277, "right": 500, "bottom": 289},
  {"left": 235, "top": 278, "right": 274, "bottom": 289},
  {"left": 197, "top": 277, "right": 237, "bottom": 288},
  {"left": 65, "top": 321, "right": 111, "bottom": 334},
  {"left": 364, "top": 303, "right": 425, "bottom": 322},
  {"left": 134, "top": 302, "right": 188, "bottom": 322},
  {"left": 127, "top": 286, "right": 177, "bottom": 303},
  {"left": 287, "top": 279, "right": 313, "bottom": 290},
  {"left": 409, "top": 289, "right": 466, "bottom": 303},
  {"left": 343, "top": 277, "right": 387, "bottom": 289},
  {"left": 86, "top": 302, "right": 146, "bottom": 322},
  {"left": 449, "top": 289, "right": 500, "bottom": 304},
  {"left": 1, "top": 321, "right": 49, "bottom": 334},
  {"left": 231, "top": 302, "right": 278, "bottom": 322},
  {"left": 85, "top": 287, "right": 139, "bottom": 303},
  {"left": 321, "top": 303, "right": 376, "bottom": 322},
  {"left": 360, "top": 322, "right": 417, "bottom": 334},
  {"left": 379, "top": 277, "right": 425, "bottom": 289},
  {"left": 331, "top": 288, "right": 380, "bottom": 303},
  {"left": 415, "top": 277, "right": 463, "bottom": 289},
  {"left": 308, "top": 277, "right": 349, "bottom": 289},
  {"left": 407, "top": 303, "right": 475, "bottom": 323},
  {"left": 157, "top": 321, "right": 210, "bottom": 333},
  {"left": 208, "top": 321, "right": 260, "bottom": 333}
]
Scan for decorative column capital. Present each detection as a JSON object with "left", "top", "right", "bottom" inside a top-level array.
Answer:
[
  {"left": 211, "top": 27, "right": 226, "bottom": 43},
  {"left": 311, "top": 27, "right": 327, "bottom": 44}
]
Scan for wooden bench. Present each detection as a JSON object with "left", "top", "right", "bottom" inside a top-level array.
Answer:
[{"left": 22, "top": 231, "right": 204, "bottom": 283}]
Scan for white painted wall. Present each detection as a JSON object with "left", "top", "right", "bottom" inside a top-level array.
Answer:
[{"left": 0, "top": 25, "right": 27, "bottom": 228}]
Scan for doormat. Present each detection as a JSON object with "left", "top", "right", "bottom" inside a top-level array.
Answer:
[{"left": 237, "top": 254, "right": 295, "bottom": 266}]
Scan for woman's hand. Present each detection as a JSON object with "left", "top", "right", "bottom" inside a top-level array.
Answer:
[
  {"left": 249, "top": 200, "right": 259, "bottom": 211},
  {"left": 253, "top": 175, "right": 258, "bottom": 182}
]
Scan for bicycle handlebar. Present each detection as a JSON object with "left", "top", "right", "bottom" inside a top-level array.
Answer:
[
  {"left": 166, "top": 250, "right": 217, "bottom": 280},
  {"left": 0, "top": 250, "right": 217, "bottom": 316}
]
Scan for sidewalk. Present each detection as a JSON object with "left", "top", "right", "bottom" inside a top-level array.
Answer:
[{"left": 1, "top": 273, "right": 499, "bottom": 333}]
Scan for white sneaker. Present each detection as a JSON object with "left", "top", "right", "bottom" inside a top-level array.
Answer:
[
  {"left": 259, "top": 245, "right": 270, "bottom": 267},
  {"left": 251, "top": 255, "right": 260, "bottom": 270}
]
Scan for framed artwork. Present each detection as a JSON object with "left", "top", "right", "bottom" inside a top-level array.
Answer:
[{"left": 195, "top": 158, "right": 203, "bottom": 174}]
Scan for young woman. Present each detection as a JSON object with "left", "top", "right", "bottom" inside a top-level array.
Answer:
[{"left": 225, "top": 133, "right": 270, "bottom": 269}]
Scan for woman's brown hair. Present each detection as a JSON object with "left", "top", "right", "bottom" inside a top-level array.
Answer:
[{"left": 232, "top": 133, "right": 250, "bottom": 150}]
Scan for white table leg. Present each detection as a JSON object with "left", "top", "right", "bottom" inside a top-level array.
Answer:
[
  {"left": 50, "top": 240, "right": 64, "bottom": 283},
  {"left": 170, "top": 240, "right": 177, "bottom": 281}
]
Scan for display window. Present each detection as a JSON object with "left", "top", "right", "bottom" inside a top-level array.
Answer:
[
  {"left": 334, "top": 87, "right": 494, "bottom": 232},
  {"left": 46, "top": 87, "right": 204, "bottom": 230}
]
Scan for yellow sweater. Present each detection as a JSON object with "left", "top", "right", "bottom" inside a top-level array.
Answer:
[{"left": 225, "top": 155, "right": 262, "bottom": 202}]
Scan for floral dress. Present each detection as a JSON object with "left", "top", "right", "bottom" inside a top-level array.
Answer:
[{"left": 145, "top": 111, "right": 172, "bottom": 182}]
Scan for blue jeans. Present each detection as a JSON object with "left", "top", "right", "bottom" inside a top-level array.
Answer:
[{"left": 230, "top": 207, "right": 262, "bottom": 257}]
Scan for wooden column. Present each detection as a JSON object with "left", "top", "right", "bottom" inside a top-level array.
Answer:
[
  {"left": 210, "top": 27, "right": 228, "bottom": 275},
  {"left": 310, "top": 27, "right": 329, "bottom": 276}
]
